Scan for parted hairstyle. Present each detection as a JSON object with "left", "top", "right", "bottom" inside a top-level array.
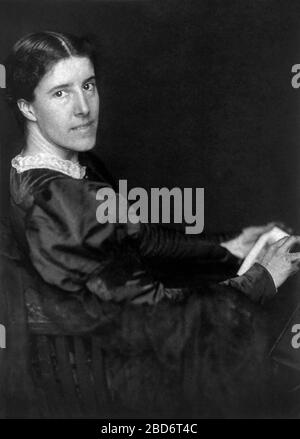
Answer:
[{"left": 5, "top": 31, "right": 98, "bottom": 129}]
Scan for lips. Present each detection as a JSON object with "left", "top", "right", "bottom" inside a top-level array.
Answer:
[{"left": 72, "top": 121, "right": 94, "bottom": 131}]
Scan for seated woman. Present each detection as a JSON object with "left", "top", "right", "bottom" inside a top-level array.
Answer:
[{"left": 5, "top": 31, "right": 300, "bottom": 418}]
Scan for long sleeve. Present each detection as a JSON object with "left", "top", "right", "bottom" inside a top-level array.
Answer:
[
  {"left": 9, "top": 163, "right": 278, "bottom": 418},
  {"left": 11, "top": 172, "right": 155, "bottom": 301},
  {"left": 132, "top": 222, "right": 276, "bottom": 303},
  {"left": 200, "top": 229, "right": 241, "bottom": 244},
  {"left": 136, "top": 222, "right": 237, "bottom": 264},
  {"left": 222, "top": 262, "right": 277, "bottom": 304},
  {"left": 10, "top": 167, "right": 276, "bottom": 309}
]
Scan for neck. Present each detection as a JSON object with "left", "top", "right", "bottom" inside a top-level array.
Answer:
[{"left": 23, "top": 123, "right": 78, "bottom": 162}]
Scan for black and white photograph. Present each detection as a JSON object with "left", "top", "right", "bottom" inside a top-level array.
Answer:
[{"left": 0, "top": 0, "right": 300, "bottom": 421}]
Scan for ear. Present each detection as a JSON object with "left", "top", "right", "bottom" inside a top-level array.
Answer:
[{"left": 17, "top": 99, "right": 37, "bottom": 122}]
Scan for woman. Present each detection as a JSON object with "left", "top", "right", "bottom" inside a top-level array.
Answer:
[{"left": 5, "top": 31, "right": 300, "bottom": 418}]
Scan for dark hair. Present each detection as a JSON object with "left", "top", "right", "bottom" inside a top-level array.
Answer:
[{"left": 5, "top": 31, "right": 98, "bottom": 129}]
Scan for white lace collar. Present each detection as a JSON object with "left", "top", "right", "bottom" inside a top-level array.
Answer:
[{"left": 11, "top": 153, "right": 86, "bottom": 180}]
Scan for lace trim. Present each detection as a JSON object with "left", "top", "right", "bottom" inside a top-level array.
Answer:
[{"left": 11, "top": 153, "right": 86, "bottom": 180}]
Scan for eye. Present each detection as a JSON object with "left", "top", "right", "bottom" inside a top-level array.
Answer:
[
  {"left": 54, "top": 90, "right": 67, "bottom": 98},
  {"left": 83, "top": 82, "right": 96, "bottom": 92}
]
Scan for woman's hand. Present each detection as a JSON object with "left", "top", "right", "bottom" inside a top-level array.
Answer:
[
  {"left": 221, "top": 222, "right": 290, "bottom": 259},
  {"left": 259, "top": 236, "right": 300, "bottom": 289}
]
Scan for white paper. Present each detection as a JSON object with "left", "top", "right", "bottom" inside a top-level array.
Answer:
[{"left": 237, "top": 226, "right": 290, "bottom": 275}]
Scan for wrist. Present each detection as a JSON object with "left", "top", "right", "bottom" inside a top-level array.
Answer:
[{"left": 255, "top": 262, "right": 278, "bottom": 294}]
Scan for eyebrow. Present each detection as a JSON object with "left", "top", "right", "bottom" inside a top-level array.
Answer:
[{"left": 47, "top": 75, "right": 97, "bottom": 94}]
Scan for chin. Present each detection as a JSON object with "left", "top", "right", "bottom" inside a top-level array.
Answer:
[{"left": 73, "top": 138, "right": 96, "bottom": 152}]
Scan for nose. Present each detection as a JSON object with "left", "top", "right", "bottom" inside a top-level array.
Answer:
[{"left": 74, "top": 90, "right": 90, "bottom": 117}]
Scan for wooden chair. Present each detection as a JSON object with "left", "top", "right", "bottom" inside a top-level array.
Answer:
[
  {"left": 0, "top": 216, "right": 115, "bottom": 418},
  {"left": 1, "top": 214, "right": 231, "bottom": 419},
  {"left": 1, "top": 215, "right": 300, "bottom": 418}
]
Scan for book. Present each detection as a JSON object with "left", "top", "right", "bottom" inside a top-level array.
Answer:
[{"left": 237, "top": 226, "right": 290, "bottom": 276}]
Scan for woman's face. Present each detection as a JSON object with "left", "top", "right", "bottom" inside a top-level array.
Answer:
[{"left": 28, "top": 56, "right": 99, "bottom": 153}]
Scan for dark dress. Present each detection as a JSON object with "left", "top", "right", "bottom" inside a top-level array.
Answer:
[{"left": 9, "top": 152, "right": 276, "bottom": 418}]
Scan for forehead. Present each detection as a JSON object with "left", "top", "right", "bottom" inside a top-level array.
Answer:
[{"left": 36, "top": 56, "right": 95, "bottom": 91}]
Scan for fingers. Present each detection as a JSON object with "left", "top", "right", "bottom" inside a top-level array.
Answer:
[
  {"left": 271, "top": 235, "right": 290, "bottom": 250},
  {"left": 289, "top": 252, "right": 300, "bottom": 262},
  {"left": 290, "top": 261, "right": 300, "bottom": 275},
  {"left": 278, "top": 235, "right": 300, "bottom": 251}
]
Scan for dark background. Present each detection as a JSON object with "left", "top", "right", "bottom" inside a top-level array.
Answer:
[
  {"left": 1, "top": 0, "right": 299, "bottom": 305},
  {"left": 0, "top": 0, "right": 300, "bottom": 414},
  {"left": 1, "top": 0, "right": 300, "bottom": 234},
  {"left": 0, "top": 0, "right": 300, "bottom": 232}
]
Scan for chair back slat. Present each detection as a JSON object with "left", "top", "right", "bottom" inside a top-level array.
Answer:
[
  {"left": 31, "top": 335, "right": 67, "bottom": 418},
  {"left": 0, "top": 216, "right": 38, "bottom": 417},
  {"left": 72, "top": 336, "right": 99, "bottom": 416},
  {"left": 0, "top": 216, "right": 113, "bottom": 418},
  {"left": 51, "top": 336, "right": 85, "bottom": 418},
  {"left": 91, "top": 337, "right": 112, "bottom": 413}
]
